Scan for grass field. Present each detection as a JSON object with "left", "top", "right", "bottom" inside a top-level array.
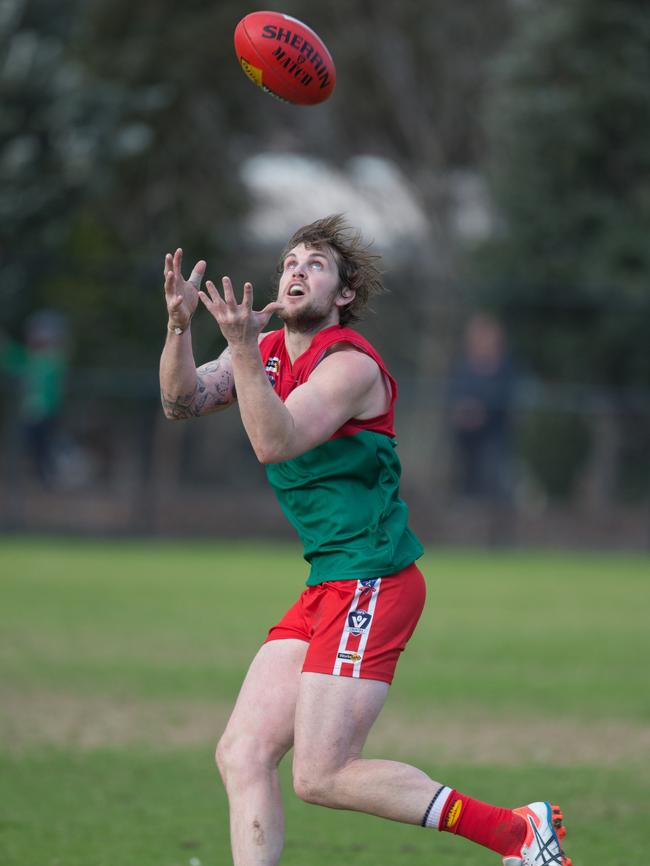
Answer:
[{"left": 1, "top": 538, "right": 649, "bottom": 865}]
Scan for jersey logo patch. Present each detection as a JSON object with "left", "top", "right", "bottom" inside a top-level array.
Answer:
[
  {"left": 265, "top": 356, "right": 281, "bottom": 385},
  {"left": 346, "top": 609, "right": 372, "bottom": 636}
]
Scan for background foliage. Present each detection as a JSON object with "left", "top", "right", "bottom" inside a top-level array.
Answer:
[
  {"left": 479, "top": 0, "right": 650, "bottom": 388},
  {"left": 1, "top": 0, "right": 649, "bottom": 505}
]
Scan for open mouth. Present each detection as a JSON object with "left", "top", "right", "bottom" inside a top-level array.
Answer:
[{"left": 287, "top": 284, "right": 306, "bottom": 297}]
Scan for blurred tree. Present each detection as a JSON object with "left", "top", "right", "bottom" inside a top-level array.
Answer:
[
  {"left": 1, "top": 0, "right": 514, "bottom": 372},
  {"left": 476, "top": 0, "right": 650, "bottom": 500},
  {"left": 1, "top": 0, "right": 86, "bottom": 326},
  {"left": 1, "top": 0, "right": 517, "bottom": 504},
  {"left": 0, "top": 0, "right": 253, "bottom": 367}
]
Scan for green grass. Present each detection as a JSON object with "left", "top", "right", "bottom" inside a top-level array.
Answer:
[{"left": 1, "top": 538, "right": 649, "bottom": 865}]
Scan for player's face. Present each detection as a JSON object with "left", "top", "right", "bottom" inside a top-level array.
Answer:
[{"left": 276, "top": 243, "right": 353, "bottom": 330}]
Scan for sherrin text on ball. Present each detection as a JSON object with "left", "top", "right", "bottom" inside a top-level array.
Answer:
[{"left": 234, "top": 11, "right": 335, "bottom": 105}]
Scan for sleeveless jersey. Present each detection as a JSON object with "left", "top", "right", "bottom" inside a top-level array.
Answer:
[{"left": 259, "top": 325, "right": 423, "bottom": 585}]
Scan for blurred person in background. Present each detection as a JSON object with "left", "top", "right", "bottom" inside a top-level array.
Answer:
[
  {"left": 447, "top": 313, "right": 517, "bottom": 504},
  {"left": 158, "top": 216, "right": 570, "bottom": 866},
  {"left": 0, "top": 309, "right": 69, "bottom": 487}
]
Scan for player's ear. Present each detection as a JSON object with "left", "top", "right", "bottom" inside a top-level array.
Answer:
[{"left": 336, "top": 285, "right": 356, "bottom": 307}]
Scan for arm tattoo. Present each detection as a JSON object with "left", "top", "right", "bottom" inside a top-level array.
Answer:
[
  {"left": 161, "top": 356, "right": 235, "bottom": 420},
  {"left": 196, "top": 365, "right": 234, "bottom": 407},
  {"left": 160, "top": 386, "right": 202, "bottom": 420}
]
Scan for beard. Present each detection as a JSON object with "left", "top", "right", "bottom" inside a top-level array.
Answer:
[{"left": 275, "top": 293, "right": 339, "bottom": 334}]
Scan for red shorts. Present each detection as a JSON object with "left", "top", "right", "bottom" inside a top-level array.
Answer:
[{"left": 264, "top": 562, "right": 426, "bottom": 684}]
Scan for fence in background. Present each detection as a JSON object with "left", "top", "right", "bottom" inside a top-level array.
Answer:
[{"left": 1, "top": 369, "right": 649, "bottom": 549}]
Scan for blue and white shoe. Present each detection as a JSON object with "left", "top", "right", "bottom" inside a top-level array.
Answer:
[{"left": 502, "top": 801, "right": 572, "bottom": 866}]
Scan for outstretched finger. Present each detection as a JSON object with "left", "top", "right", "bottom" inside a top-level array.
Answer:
[
  {"left": 255, "top": 301, "right": 283, "bottom": 329},
  {"left": 204, "top": 280, "right": 225, "bottom": 306},
  {"left": 173, "top": 248, "right": 183, "bottom": 280},
  {"left": 188, "top": 260, "right": 206, "bottom": 290},
  {"left": 198, "top": 288, "right": 225, "bottom": 319},
  {"left": 164, "top": 268, "right": 177, "bottom": 297},
  {"left": 242, "top": 281, "right": 253, "bottom": 309},
  {"left": 163, "top": 253, "right": 173, "bottom": 277},
  {"left": 222, "top": 276, "right": 236, "bottom": 305},
  {"left": 260, "top": 301, "right": 283, "bottom": 317}
]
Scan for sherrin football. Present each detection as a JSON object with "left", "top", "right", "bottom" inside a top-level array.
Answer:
[{"left": 234, "top": 11, "right": 335, "bottom": 105}]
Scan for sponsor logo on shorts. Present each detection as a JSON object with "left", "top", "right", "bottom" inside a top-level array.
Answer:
[
  {"left": 446, "top": 799, "right": 463, "bottom": 829},
  {"left": 337, "top": 651, "right": 363, "bottom": 663},
  {"left": 346, "top": 609, "right": 372, "bottom": 636}
]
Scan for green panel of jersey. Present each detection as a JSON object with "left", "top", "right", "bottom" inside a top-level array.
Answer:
[{"left": 265, "top": 430, "right": 423, "bottom": 585}]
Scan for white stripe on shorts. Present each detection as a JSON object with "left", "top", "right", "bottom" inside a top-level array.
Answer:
[
  {"left": 352, "top": 578, "right": 380, "bottom": 677},
  {"left": 332, "top": 578, "right": 382, "bottom": 677}
]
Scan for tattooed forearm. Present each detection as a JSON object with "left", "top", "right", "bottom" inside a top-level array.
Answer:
[
  {"left": 161, "top": 358, "right": 235, "bottom": 420},
  {"left": 160, "top": 385, "right": 202, "bottom": 420}
]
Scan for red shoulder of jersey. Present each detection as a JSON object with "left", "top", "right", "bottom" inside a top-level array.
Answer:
[{"left": 259, "top": 326, "right": 396, "bottom": 439}]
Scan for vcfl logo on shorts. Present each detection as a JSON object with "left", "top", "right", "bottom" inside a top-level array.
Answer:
[
  {"left": 332, "top": 578, "right": 382, "bottom": 678},
  {"left": 346, "top": 609, "right": 372, "bottom": 636}
]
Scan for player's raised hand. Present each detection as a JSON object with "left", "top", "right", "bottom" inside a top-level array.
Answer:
[
  {"left": 163, "top": 248, "right": 206, "bottom": 330},
  {"left": 199, "top": 276, "right": 282, "bottom": 346}
]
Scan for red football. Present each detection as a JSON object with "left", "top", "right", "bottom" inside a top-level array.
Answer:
[{"left": 234, "top": 11, "right": 335, "bottom": 106}]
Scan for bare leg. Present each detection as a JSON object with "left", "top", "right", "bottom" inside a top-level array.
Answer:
[
  {"left": 216, "top": 639, "right": 307, "bottom": 866},
  {"left": 293, "top": 673, "right": 441, "bottom": 824}
]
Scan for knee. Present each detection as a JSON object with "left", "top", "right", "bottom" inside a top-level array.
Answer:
[
  {"left": 214, "top": 735, "right": 232, "bottom": 780},
  {"left": 216, "top": 732, "right": 285, "bottom": 786},
  {"left": 292, "top": 760, "right": 335, "bottom": 807},
  {"left": 215, "top": 734, "right": 264, "bottom": 782}
]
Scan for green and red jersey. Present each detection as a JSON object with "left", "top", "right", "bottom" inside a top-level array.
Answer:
[{"left": 259, "top": 325, "right": 423, "bottom": 585}]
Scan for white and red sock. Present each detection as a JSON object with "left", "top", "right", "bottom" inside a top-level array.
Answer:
[{"left": 423, "top": 786, "right": 527, "bottom": 858}]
